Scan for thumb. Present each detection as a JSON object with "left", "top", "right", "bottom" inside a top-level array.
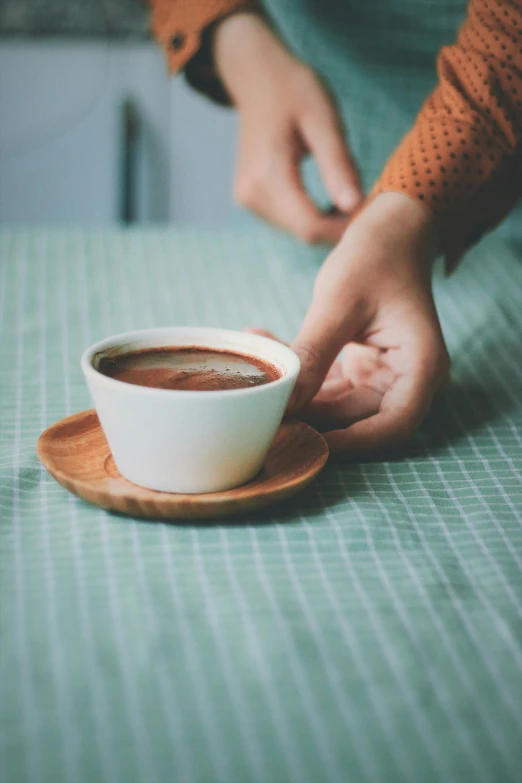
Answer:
[{"left": 289, "top": 300, "right": 354, "bottom": 413}]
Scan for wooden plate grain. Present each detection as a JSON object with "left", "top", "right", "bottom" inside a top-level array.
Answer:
[{"left": 37, "top": 410, "right": 329, "bottom": 519}]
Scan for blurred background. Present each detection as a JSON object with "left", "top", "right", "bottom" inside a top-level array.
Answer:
[{"left": 0, "top": 0, "right": 239, "bottom": 225}]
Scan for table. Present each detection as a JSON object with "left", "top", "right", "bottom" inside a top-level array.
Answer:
[{"left": 1, "top": 227, "right": 521, "bottom": 783}]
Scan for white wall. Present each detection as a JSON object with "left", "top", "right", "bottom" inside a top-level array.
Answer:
[
  {"left": 168, "top": 75, "right": 238, "bottom": 224},
  {"left": 0, "top": 40, "right": 239, "bottom": 225}
]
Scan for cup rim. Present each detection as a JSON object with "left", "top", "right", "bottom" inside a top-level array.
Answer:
[{"left": 81, "top": 326, "right": 301, "bottom": 398}]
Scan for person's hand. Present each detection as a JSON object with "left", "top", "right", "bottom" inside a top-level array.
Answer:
[
  {"left": 214, "top": 12, "right": 362, "bottom": 244},
  {"left": 254, "top": 193, "right": 450, "bottom": 456}
]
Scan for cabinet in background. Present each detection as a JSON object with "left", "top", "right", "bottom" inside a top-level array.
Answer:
[{"left": 0, "top": 40, "right": 238, "bottom": 225}]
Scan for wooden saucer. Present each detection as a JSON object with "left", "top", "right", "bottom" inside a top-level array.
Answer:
[{"left": 37, "top": 410, "right": 329, "bottom": 519}]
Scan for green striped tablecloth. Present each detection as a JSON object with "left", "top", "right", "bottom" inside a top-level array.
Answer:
[{"left": 1, "top": 227, "right": 521, "bottom": 783}]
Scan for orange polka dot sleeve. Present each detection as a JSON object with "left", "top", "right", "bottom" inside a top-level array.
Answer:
[{"left": 372, "top": 0, "right": 522, "bottom": 270}]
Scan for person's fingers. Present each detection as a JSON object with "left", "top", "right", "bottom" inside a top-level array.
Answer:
[
  {"left": 324, "top": 353, "right": 445, "bottom": 456},
  {"left": 340, "top": 343, "right": 397, "bottom": 395},
  {"left": 289, "top": 295, "right": 365, "bottom": 413},
  {"left": 300, "top": 100, "right": 362, "bottom": 213},
  {"left": 301, "top": 383, "right": 383, "bottom": 432},
  {"left": 246, "top": 329, "right": 385, "bottom": 430},
  {"left": 235, "top": 146, "right": 349, "bottom": 245},
  {"left": 258, "top": 172, "right": 348, "bottom": 245}
]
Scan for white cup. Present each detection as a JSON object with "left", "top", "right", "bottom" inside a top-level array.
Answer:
[{"left": 81, "top": 327, "right": 300, "bottom": 494}]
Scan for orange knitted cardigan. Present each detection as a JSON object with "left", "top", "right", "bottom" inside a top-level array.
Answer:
[{"left": 151, "top": 0, "right": 522, "bottom": 267}]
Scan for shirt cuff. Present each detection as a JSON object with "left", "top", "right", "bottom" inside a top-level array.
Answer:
[{"left": 371, "top": 125, "right": 522, "bottom": 273}]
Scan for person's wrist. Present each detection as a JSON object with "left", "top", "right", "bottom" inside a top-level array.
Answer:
[
  {"left": 351, "top": 192, "right": 440, "bottom": 270},
  {"left": 319, "top": 191, "right": 439, "bottom": 309}
]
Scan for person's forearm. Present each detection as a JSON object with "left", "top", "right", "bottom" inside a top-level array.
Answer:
[
  {"left": 353, "top": 194, "right": 439, "bottom": 265},
  {"left": 214, "top": 11, "right": 296, "bottom": 104},
  {"left": 371, "top": 0, "right": 522, "bottom": 270}
]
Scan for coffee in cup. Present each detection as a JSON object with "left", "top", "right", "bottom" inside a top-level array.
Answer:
[{"left": 97, "top": 347, "right": 281, "bottom": 391}]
